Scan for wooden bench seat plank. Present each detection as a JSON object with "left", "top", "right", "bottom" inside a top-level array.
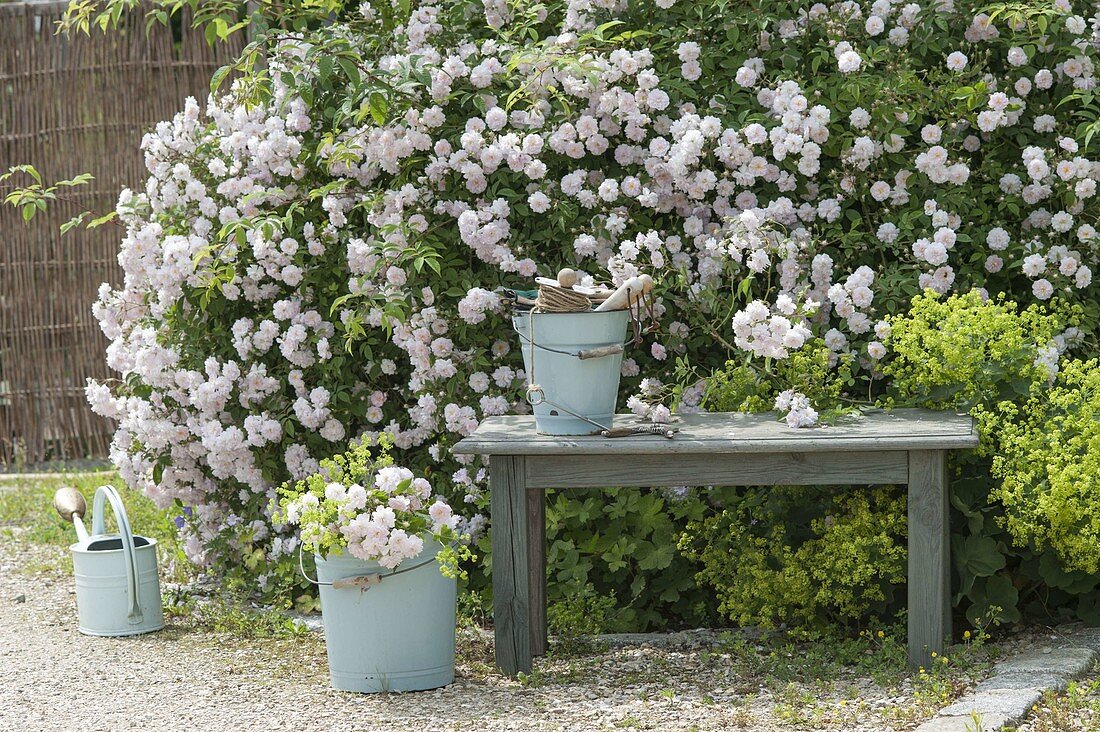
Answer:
[{"left": 453, "top": 409, "right": 977, "bottom": 456}]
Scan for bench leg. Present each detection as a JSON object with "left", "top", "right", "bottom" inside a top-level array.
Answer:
[
  {"left": 490, "top": 456, "right": 532, "bottom": 676},
  {"left": 528, "top": 487, "right": 547, "bottom": 657},
  {"left": 907, "top": 450, "right": 952, "bottom": 670}
]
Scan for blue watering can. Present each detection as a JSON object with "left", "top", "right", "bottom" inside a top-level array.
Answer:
[{"left": 53, "top": 485, "right": 164, "bottom": 636}]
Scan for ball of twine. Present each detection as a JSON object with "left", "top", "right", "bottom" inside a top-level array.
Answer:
[{"left": 534, "top": 284, "right": 592, "bottom": 312}]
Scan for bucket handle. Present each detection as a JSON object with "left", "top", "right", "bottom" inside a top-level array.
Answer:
[
  {"left": 92, "top": 485, "right": 144, "bottom": 624},
  {"left": 512, "top": 327, "right": 625, "bottom": 360}
]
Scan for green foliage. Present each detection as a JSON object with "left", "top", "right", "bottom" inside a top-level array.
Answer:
[
  {"left": 679, "top": 486, "right": 908, "bottom": 629},
  {"left": 59, "top": 0, "right": 348, "bottom": 41},
  {"left": 880, "top": 290, "right": 1100, "bottom": 627},
  {"left": 697, "top": 361, "right": 773, "bottom": 414},
  {"left": 163, "top": 587, "right": 310, "bottom": 639},
  {"left": 944, "top": 469, "right": 1100, "bottom": 628},
  {"left": 546, "top": 583, "right": 618, "bottom": 640},
  {"left": 686, "top": 291, "right": 1100, "bottom": 632},
  {"left": 885, "top": 293, "right": 1100, "bottom": 628},
  {"left": 544, "top": 488, "right": 715, "bottom": 630},
  {"left": 993, "top": 359, "right": 1100, "bottom": 575},
  {"left": 0, "top": 165, "right": 111, "bottom": 228},
  {"left": 881, "top": 291, "right": 1065, "bottom": 415},
  {"left": 490, "top": 488, "right": 718, "bottom": 632}
]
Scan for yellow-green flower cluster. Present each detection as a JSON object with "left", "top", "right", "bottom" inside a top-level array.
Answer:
[
  {"left": 882, "top": 291, "right": 1064, "bottom": 412},
  {"left": 699, "top": 339, "right": 854, "bottom": 420},
  {"left": 679, "top": 487, "right": 907, "bottom": 628},
  {"left": 993, "top": 359, "right": 1100, "bottom": 574}
]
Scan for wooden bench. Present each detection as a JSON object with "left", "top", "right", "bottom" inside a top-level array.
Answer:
[{"left": 453, "top": 409, "right": 978, "bottom": 676}]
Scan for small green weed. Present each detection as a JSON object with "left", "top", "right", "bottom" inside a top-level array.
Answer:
[
  {"left": 964, "top": 710, "right": 989, "bottom": 732},
  {"left": 164, "top": 587, "right": 308, "bottom": 639},
  {"left": 546, "top": 582, "right": 616, "bottom": 656}
]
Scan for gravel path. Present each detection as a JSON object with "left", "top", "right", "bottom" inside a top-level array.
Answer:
[{"left": 0, "top": 534, "right": 1009, "bottom": 732}]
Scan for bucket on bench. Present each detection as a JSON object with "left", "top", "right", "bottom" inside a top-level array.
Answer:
[{"left": 513, "top": 309, "right": 630, "bottom": 435}]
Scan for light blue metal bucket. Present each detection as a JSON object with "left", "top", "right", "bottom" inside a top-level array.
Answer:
[
  {"left": 70, "top": 485, "right": 164, "bottom": 637},
  {"left": 314, "top": 540, "right": 456, "bottom": 693},
  {"left": 513, "top": 309, "right": 630, "bottom": 435}
]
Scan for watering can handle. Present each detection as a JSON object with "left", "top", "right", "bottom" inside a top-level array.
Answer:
[{"left": 92, "top": 486, "right": 144, "bottom": 625}]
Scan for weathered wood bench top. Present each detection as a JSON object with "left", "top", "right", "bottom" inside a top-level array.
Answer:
[
  {"left": 453, "top": 408, "right": 978, "bottom": 455},
  {"left": 455, "top": 408, "right": 978, "bottom": 678}
]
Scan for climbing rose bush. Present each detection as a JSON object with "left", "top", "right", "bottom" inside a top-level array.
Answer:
[{"left": 87, "top": 0, "right": 1099, "bottom": 599}]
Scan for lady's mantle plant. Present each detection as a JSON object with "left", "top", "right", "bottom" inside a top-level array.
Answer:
[
  {"left": 679, "top": 486, "right": 908, "bottom": 629},
  {"left": 79, "top": 0, "right": 1100, "bottom": 611},
  {"left": 682, "top": 291, "right": 1092, "bottom": 629},
  {"left": 277, "top": 437, "right": 470, "bottom": 576},
  {"left": 994, "top": 358, "right": 1100, "bottom": 576}
]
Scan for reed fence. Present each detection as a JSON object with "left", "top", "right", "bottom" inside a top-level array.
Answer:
[{"left": 0, "top": 0, "right": 243, "bottom": 465}]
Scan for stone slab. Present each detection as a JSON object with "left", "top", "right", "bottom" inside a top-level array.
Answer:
[
  {"left": 921, "top": 625, "right": 1100, "bottom": 732},
  {"left": 996, "top": 646, "right": 1095, "bottom": 676},
  {"left": 1064, "top": 627, "right": 1100, "bottom": 651},
  {"left": 914, "top": 713, "right": 1010, "bottom": 732},
  {"left": 974, "top": 671, "right": 1069, "bottom": 694},
  {"left": 938, "top": 688, "right": 1042, "bottom": 721}
]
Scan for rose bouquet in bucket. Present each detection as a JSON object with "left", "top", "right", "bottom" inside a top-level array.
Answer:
[{"left": 277, "top": 436, "right": 471, "bottom": 693}]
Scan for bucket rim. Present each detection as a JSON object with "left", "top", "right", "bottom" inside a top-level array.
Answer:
[
  {"left": 510, "top": 308, "right": 629, "bottom": 317},
  {"left": 70, "top": 535, "right": 159, "bottom": 554}
]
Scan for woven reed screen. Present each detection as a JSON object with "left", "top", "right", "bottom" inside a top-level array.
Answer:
[{"left": 0, "top": 1, "right": 243, "bottom": 465}]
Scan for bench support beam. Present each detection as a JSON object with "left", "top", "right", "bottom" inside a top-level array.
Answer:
[
  {"left": 490, "top": 456, "right": 531, "bottom": 676},
  {"left": 907, "top": 450, "right": 952, "bottom": 670},
  {"left": 524, "top": 451, "right": 908, "bottom": 488}
]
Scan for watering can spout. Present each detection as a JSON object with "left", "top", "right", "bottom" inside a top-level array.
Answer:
[
  {"left": 53, "top": 487, "right": 90, "bottom": 543},
  {"left": 72, "top": 516, "right": 90, "bottom": 544}
]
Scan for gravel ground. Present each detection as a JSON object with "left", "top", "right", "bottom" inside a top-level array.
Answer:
[{"left": 0, "top": 533, "right": 1038, "bottom": 732}]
